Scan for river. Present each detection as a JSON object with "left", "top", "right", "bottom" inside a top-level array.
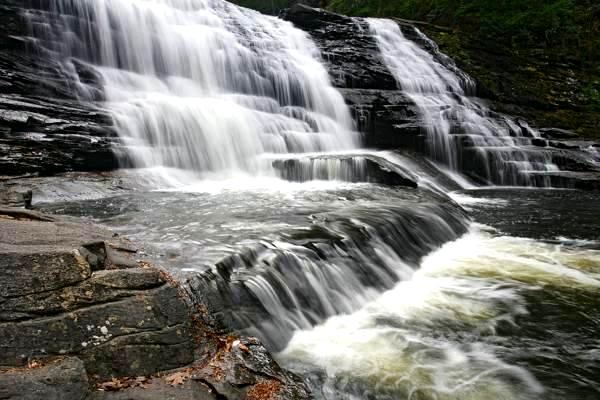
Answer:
[{"left": 25, "top": 0, "right": 600, "bottom": 399}]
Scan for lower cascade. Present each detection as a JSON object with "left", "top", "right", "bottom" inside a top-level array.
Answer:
[{"left": 6, "top": 0, "right": 599, "bottom": 399}]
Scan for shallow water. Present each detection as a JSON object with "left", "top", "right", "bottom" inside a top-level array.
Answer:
[{"left": 36, "top": 174, "right": 600, "bottom": 399}]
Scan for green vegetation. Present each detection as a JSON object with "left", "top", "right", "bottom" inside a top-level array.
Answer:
[
  {"left": 324, "top": 0, "right": 600, "bottom": 138},
  {"left": 230, "top": 0, "right": 599, "bottom": 137},
  {"left": 325, "top": 0, "right": 599, "bottom": 61}
]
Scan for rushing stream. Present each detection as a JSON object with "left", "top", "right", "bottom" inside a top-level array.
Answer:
[{"left": 24, "top": 0, "right": 600, "bottom": 399}]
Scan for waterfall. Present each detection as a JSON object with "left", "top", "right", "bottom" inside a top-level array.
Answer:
[
  {"left": 26, "top": 0, "right": 359, "bottom": 181},
  {"left": 368, "top": 19, "right": 560, "bottom": 186}
]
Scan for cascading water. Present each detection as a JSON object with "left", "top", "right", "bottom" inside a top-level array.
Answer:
[
  {"left": 27, "top": 0, "right": 359, "bottom": 182},
  {"left": 25, "top": 0, "right": 472, "bottom": 350},
  {"left": 367, "top": 19, "right": 561, "bottom": 186},
  {"left": 21, "top": 2, "right": 600, "bottom": 399}
]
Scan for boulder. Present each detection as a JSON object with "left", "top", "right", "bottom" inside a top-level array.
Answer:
[
  {"left": 339, "top": 89, "right": 424, "bottom": 150},
  {"left": 0, "top": 209, "right": 194, "bottom": 379},
  {"left": 283, "top": 6, "right": 397, "bottom": 90}
]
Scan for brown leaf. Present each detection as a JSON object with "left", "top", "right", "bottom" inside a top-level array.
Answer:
[
  {"left": 133, "top": 376, "right": 152, "bottom": 388},
  {"left": 238, "top": 342, "right": 250, "bottom": 353},
  {"left": 165, "top": 371, "right": 191, "bottom": 386},
  {"left": 98, "top": 378, "right": 126, "bottom": 392}
]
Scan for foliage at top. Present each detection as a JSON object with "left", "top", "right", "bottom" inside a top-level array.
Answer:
[{"left": 325, "top": 0, "right": 599, "bottom": 60}]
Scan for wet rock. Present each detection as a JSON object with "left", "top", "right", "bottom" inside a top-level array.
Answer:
[
  {"left": 0, "top": 357, "right": 89, "bottom": 400},
  {"left": 339, "top": 89, "right": 424, "bottom": 150},
  {"left": 539, "top": 127, "right": 580, "bottom": 140},
  {"left": 192, "top": 337, "right": 311, "bottom": 400},
  {"left": 272, "top": 154, "right": 418, "bottom": 187},
  {"left": 282, "top": 7, "right": 425, "bottom": 153},
  {"left": 0, "top": 1, "right": 124, "bottom": 176},
  {"left": 283, "top": 5, "right": 397, "bottom": 90}
]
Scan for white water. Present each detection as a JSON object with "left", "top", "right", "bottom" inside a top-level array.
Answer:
[
  {"left": 368, "top": 19, "right": 560, "bottom": 186},
  {"left": 29, "top": 0, "right": 358, "bottom": 181},
  {"left": 281, "top": 225, "right": 600, "bottom": 399}
]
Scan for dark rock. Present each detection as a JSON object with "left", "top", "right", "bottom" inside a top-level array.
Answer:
[
  {"left": 339, "top": 89, "right": 424, "bottom": 151},
  {"left": 282, "top": 8, "right": 426, "bottom": 154},
  {"left": 0, "top": 1, "right": 124, "bottom": 176},
  {"left": 283, "top": 6, "right": 397, "bottom": 90},
  {"left": 539, "top": 127, "right": 580, "bottom": 140},
  {"left": 0, "top": 208, "right": 311, "bottom": 398},
  {"left": 0, "top": 357, "right": 89, "bottom": 400},
  {"left": 192, "top": 337, "right": 311, "bottom": 400},
  {"left": 0, "top": 209, "right": 194, "bottom": 380},
  {"left": 272, "top": 154, "right": 418, "bottom": 187}
]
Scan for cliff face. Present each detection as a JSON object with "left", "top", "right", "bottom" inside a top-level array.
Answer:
[
  {"left": 322, "top": 0, "right": 600, "bottom": 140},
  {"left": 1, "top": 2, "right": 598, "bottom": 188},
  {"left": 0, "top": 1, "right": 123, "bottom": 176}
]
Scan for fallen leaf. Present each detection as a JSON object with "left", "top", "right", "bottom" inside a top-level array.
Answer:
[
  {"left": 239, "top": 342, "right": 250, "bottom": 353},
  {"left": 98, "top": 378, "right": 126, "bottom": 392},
  {"left": 165, "top": 371, "right": 191, "bottom": 386}
]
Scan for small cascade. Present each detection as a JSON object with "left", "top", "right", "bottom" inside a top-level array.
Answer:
[
  {"left": 367, "top": 19, "right": 561, "bottom": 186},
  {"left": 186, "top": 200, "right": 468, "bottom": 350},
  {"left": 26, "top": 0, "right": 359, "bottom": 180},
  {"left": 270, "top": 154, "right": 418, "bottom": 186}
]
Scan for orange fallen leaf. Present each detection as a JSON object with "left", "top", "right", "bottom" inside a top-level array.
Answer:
[
  {"left": 238, "top": 342, "right": 250, "bottom": 353},
  {"left": 165, "top": 371, "right": 191, "bottom": 386}
]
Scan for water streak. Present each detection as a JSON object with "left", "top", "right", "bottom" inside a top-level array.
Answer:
[
  {"left": 27, "top": 0, "right": 359, "bottom": 180},
  {"left": 368, "top": 19, "right": 560, "bottom": 186}
]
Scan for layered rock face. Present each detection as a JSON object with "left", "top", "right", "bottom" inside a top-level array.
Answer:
[
  {"left": 0, "top": 207, "right": 310, "bottom": 400},
  {"left": 0, "top": 1, "right": 122, "bottom": 177},
  {"left": 283, "top": 6, "right": 425, "bottom": 151},
  {"left": 283, "top": 5, "right": 600, "bottom": 189},
  {"left": 2, "top": 2, "right": 598, "bottom": 188}
]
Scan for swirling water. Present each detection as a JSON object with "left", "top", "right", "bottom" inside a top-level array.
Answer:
[{"left": 24, "top": 1, "right": 600, "bottom": 399}]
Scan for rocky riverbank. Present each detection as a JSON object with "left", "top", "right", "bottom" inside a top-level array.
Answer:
[{"left": 0, "top": 206, "right": 310, "bottom": 400}]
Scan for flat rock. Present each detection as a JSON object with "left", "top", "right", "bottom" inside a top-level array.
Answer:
[
  {"left": 0, "top": 209, "right": 194, "bottom": 379},
  {"left": 0, "top": 357, "right": 89, "bottom": 400}
]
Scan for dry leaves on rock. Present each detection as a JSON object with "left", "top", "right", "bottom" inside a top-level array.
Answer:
[
  {"left": 164, "top": 369, "right": 192, "bottom": 386},
  {"left": 97, "top": 376, "right": 152, "bottom": 391}
]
